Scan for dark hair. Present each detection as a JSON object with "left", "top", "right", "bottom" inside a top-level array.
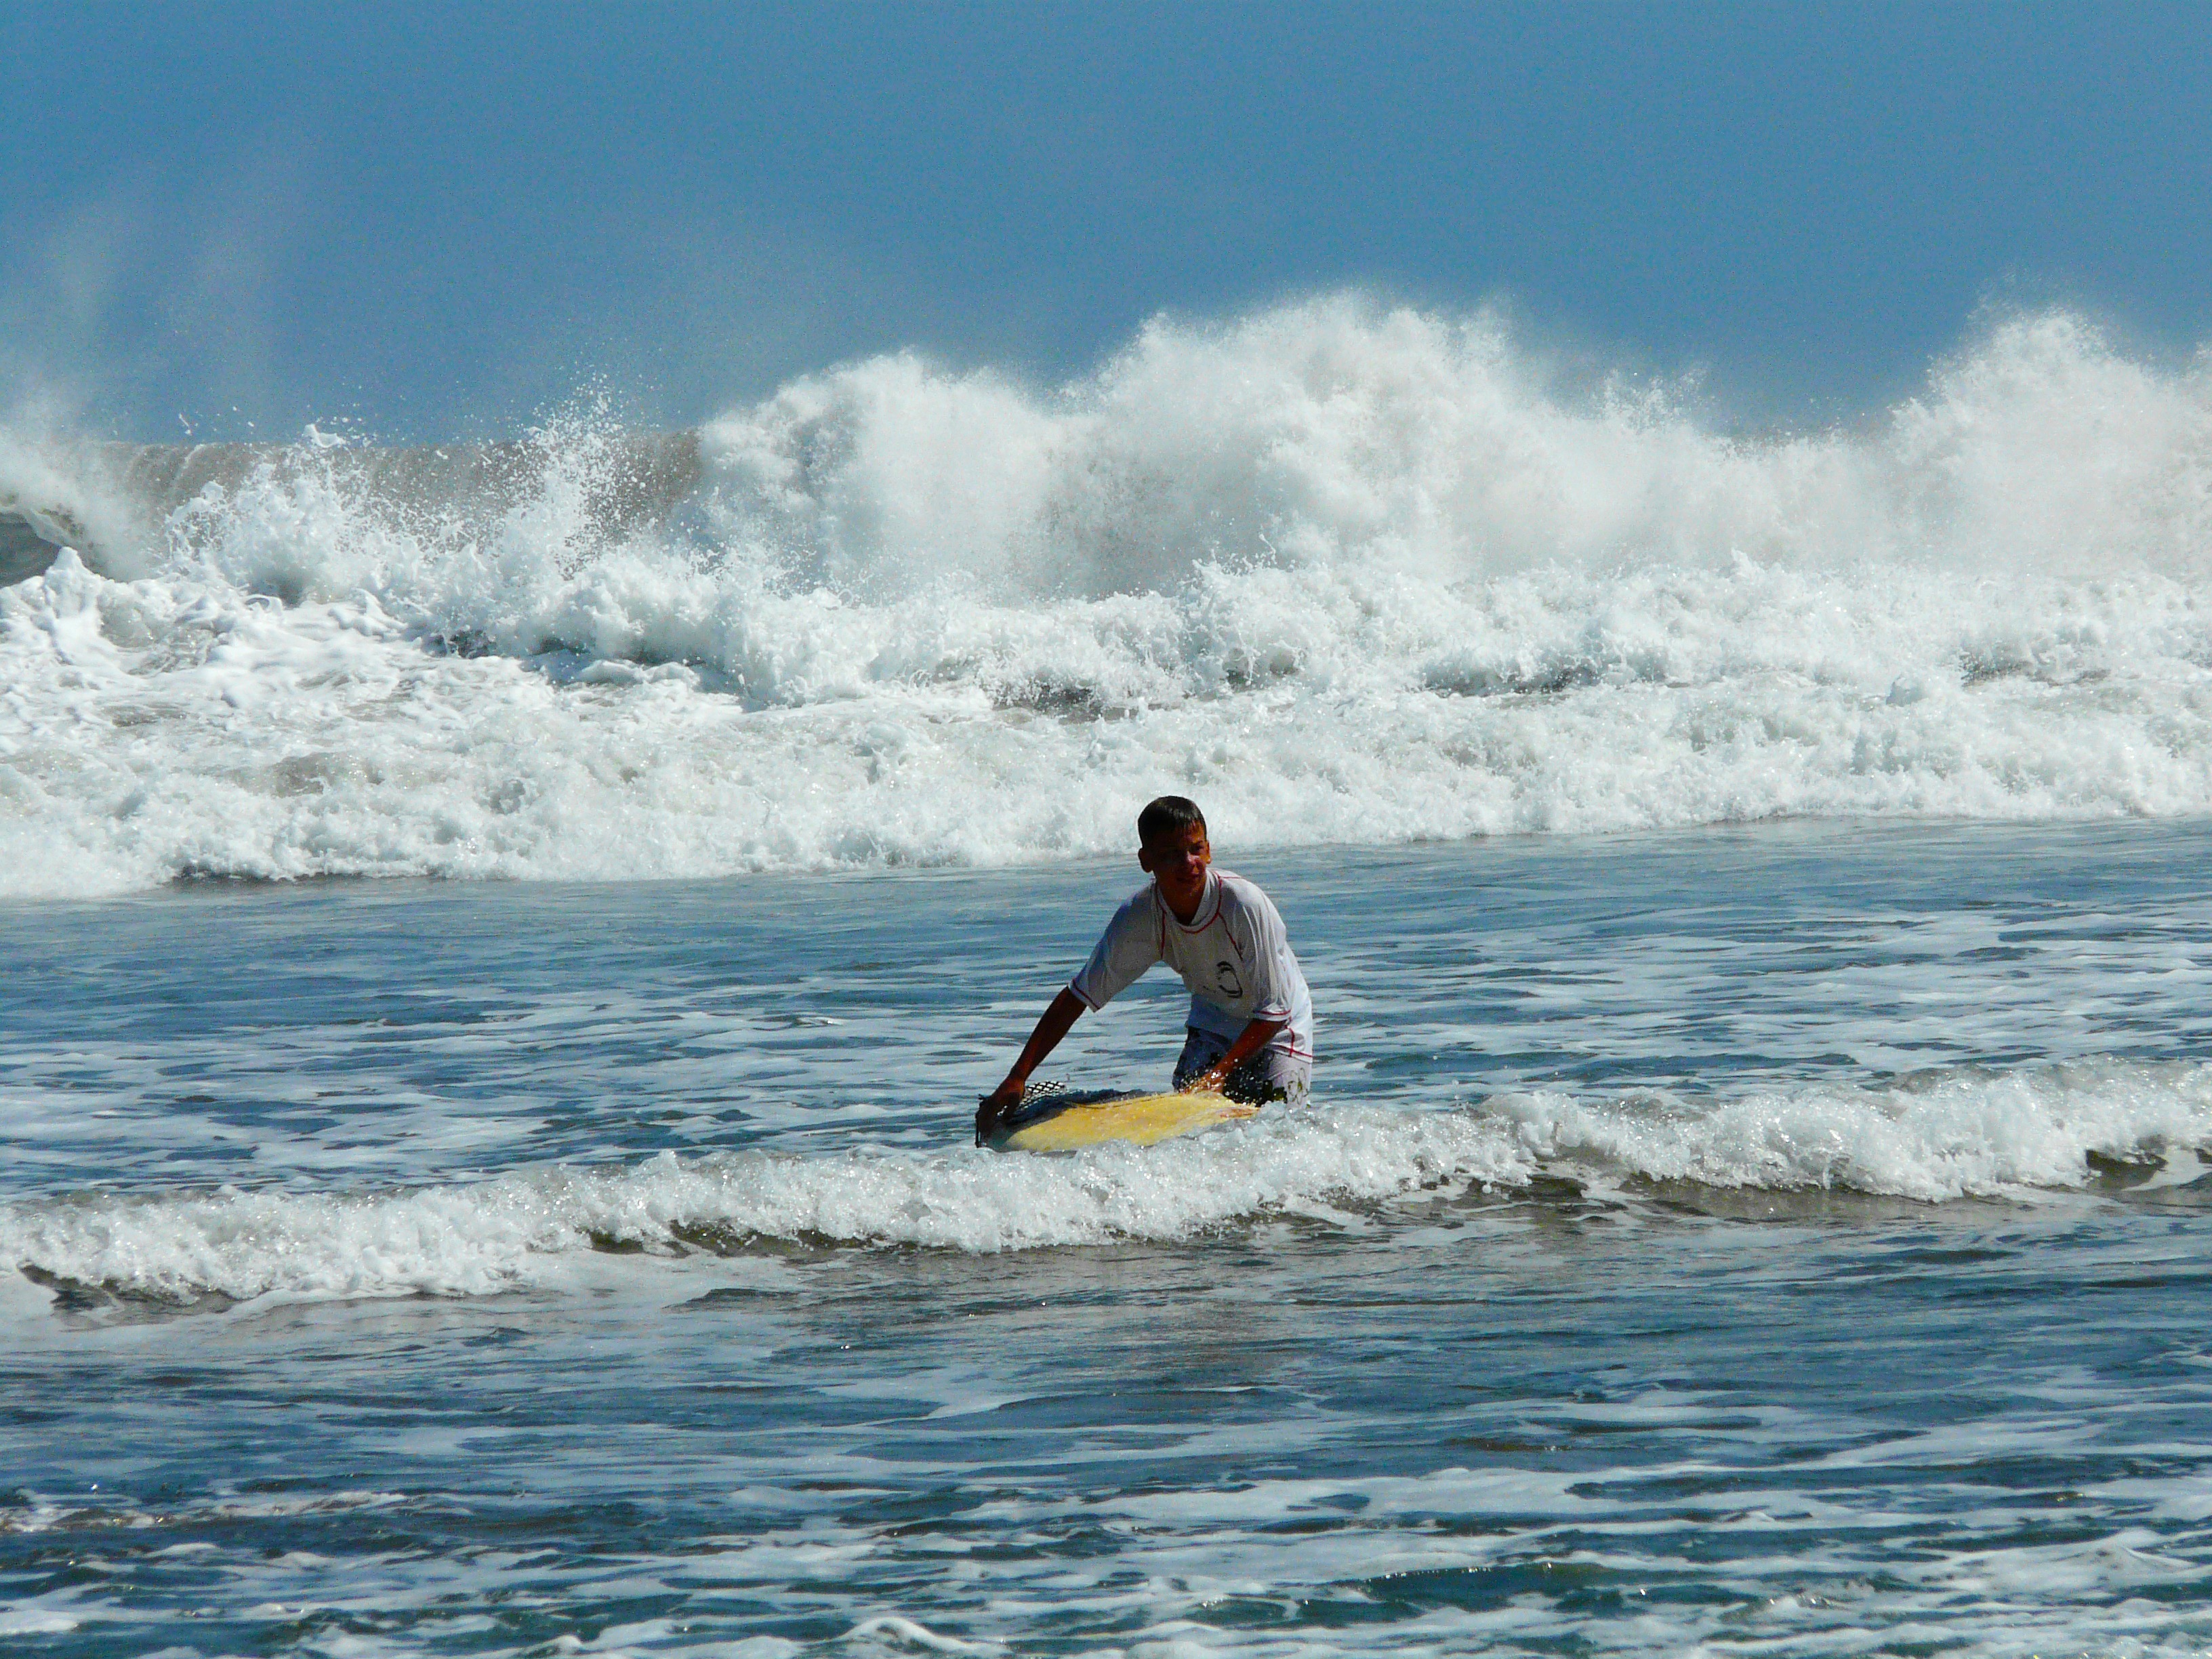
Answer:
[{"left": 1137, "top": 795, "right": 1206, "bottom": 846}]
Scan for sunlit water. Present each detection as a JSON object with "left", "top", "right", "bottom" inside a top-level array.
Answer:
[
  {"left": 6, "top": 819, "right": 2212, "bottom": 1656},
  {"left": 11, "top": 305, "right": 2212, "bottom": 901}
]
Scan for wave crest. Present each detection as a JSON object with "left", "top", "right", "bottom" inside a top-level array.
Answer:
[
  {"left": 9, "top": 1066, "right": 2206, "bottom": 1313},
  {"left": 3, "top": 301, "right": 2212, "bottom": 895}
]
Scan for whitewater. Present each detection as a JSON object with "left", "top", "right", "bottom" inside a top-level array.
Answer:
[
  {"left": 5, "top": 299, "right": 2212, "bottom": 898},
  {"left": 9, "top": 300, "right": 2212, "bottom": 1658},
  {"left": 8, "top": 819, "right": 2212, "bottom": 1656}
]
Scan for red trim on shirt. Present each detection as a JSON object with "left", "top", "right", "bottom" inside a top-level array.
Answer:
[{"left": 1164, "top": 870, "right": 1223, "bottom": 933}]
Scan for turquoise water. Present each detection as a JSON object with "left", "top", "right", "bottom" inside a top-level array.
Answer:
[{"left": 6, "top": 819, "right": 2212, "bottom": 1654}]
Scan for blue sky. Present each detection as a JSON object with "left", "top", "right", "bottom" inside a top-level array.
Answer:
[{"left": 3, "top": 1, "right": 2207, "bottom": 438}]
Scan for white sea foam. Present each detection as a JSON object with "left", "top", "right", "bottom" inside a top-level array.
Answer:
[
  {"left": 7, "top": 1065, "right": 2206, "bottom": 1308},
  {"left": 1498, "top": 1061, "right": 2212, "bottom": 1202},
  {"left": 3, "top": 300, "right": 2212, "bottom": 897}
]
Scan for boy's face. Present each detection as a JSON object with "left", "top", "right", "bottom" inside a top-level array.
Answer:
[{"left": 1139, "top": 822, "right": 1212, "bottom": 912}]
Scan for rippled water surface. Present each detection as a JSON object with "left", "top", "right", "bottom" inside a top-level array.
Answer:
[{"left": 6, "top": 819, "right": 2212, "bottom": 1655}]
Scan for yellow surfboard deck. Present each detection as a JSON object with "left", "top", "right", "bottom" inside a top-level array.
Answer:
[{"left": 991, "top": 1089, "right": 1259, "bottom": 1152}]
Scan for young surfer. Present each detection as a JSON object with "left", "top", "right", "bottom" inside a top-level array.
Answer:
[{"left": 976, "top": 796, "right": 1314, "bottom": 1141}]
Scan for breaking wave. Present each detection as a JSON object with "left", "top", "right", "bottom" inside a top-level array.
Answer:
[
  {"left": 3, "top": 298, "right": 2212, "bottom": 897},
  {"left": 9, "top": 1063, "right": 2207, "bottom": 1311}
]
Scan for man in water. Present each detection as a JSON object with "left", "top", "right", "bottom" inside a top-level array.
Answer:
[{"left": 976, "top": 795, "right": 1314, "bottom": 1141}]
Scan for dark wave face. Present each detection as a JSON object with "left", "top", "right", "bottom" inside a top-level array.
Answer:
[{"left": 0, "top": 430, "right": 704, "bottom": 585}]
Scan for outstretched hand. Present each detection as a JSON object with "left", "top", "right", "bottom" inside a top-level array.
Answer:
[
  {"left": 976, "top": 1077, "right": 1025, "bottom": 1144},
  {"left": 979, "top": 989, "right": 1088, "bottom": 1145}
]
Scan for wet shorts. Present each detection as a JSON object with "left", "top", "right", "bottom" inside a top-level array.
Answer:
[{"left": 1172, "top": 1027, "right": 1312, "bottom": 1107}]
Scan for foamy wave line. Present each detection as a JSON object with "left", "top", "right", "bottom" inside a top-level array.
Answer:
[
  {"left": 1498, "top": 1061, "right": 2212, "bottom": 1202},
  {"left": 7, "top": 1067, "right": 2209, "bottom": 1309},
  {"left": 12, "top": 541, "right": 2212, "bottom": 900},
  {"left": 1, "top": 1110, "right": 1531, "bottom": 1303},
  {"left": 7, "top": 300, "right": 2212, "bottom": 898}
]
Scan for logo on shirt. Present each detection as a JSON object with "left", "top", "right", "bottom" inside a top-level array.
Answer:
[{"left": 1215, "top": 960, "right": 1243, "bottom": 998}]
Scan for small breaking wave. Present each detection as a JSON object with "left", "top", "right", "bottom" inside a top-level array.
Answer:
[{"left": 8, "top": 1063, "right": 2207, "bottom": 1313}]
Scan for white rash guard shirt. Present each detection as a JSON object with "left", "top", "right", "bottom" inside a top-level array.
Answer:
[{"left": 1067, "top": 869, "right": 1314, "bottom": 1060}]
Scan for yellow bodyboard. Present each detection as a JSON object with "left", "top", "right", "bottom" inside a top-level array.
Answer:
[{"left": 992, "top": 1089, "right": 1258, "bottom": 1152}]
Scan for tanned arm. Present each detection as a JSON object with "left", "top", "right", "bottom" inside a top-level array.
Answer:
[
  {"left": 977, "top": 987, "right": 1087, "bottom": 1142},
  {"left": 1187, "top": 1016, "right": 1287, "bottom": 1094}
]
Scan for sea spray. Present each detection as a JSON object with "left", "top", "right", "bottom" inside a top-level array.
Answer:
[{"left": 3, "top": 300, "right": 2211, "bottom": 898}]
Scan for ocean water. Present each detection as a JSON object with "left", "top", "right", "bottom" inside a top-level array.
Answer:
[
  {"left": 5, "top": 302, "right": 2212, "bottom": 898},
  {"left": 5, "top": 823, "right": 2212, "bottom": 1656},
  {"left": 5, "top": 298, "right": 2212, "bottom": 1653}
]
